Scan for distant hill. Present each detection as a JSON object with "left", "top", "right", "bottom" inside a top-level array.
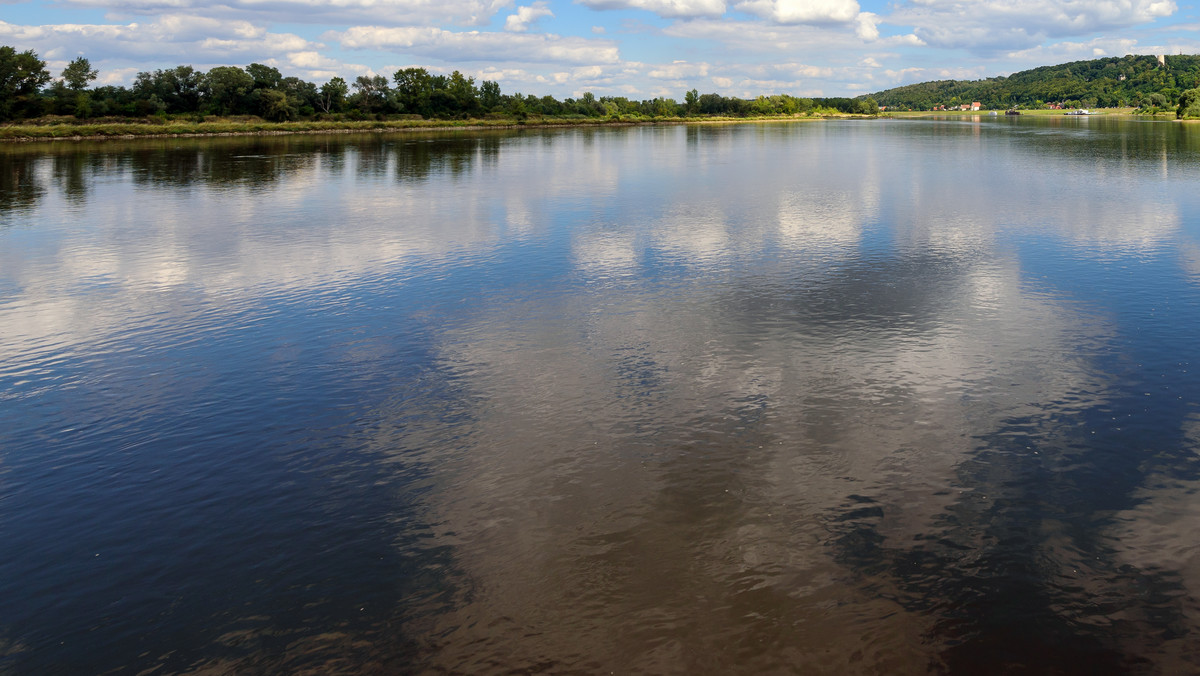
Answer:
[{"left": 866, "top": 54, "right": 1200, "bottom": 110}]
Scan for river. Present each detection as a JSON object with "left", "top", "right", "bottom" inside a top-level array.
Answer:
[{"left": 3, "top": 116, "right": 1200, "bottom": 673}]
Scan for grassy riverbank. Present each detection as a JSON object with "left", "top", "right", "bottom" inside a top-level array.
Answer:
[{"left": 0, "top": 112, "right": 856, "bottom": 142}]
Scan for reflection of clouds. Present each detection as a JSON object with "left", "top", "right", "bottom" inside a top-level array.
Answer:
[
  {"left": 1181, "top": 240, "right": 1200, "bottom": 284},
  {"left": 573, "top": 230, "right": 639, "bottom": 275},
  {"left": 1048, "top": 197, "right": 1179, "bottom": 250},
  {"left": 0, "top": 134, "right": 599, "bottom": 371},
  {"left": 1105, "top": 413, "right": 1200, "bottom": 670},
  {"left": 411, "top": 241, "right": 1110, "bottom": 670},
  {"left": 653, "top": 204, "right": 729, "bottom": 263},
  {"left": 776, "top": 188, "right": 867, "bottom": 250}
]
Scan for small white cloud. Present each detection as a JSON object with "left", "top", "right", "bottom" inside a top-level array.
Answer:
[
  {"left": 591, "top": 25, "right": 606, "bottom": 34},
  {"left": 646, "top": 60, "right": 710, "bottom": 79},
  {"left": 333, "top": 26, "right": 620, "bottom": 65},
  {"left": 734, "top": 0, "right": 860, "bottom": 24},
  {"left": 504, "top": 2, "right": 553, "bottom": 32},
  {"left": 854, "top": 11, "right": 878, "bottom": 40},
  {"left": 576, "top": 0, "right": 726, "bottom": 19}
]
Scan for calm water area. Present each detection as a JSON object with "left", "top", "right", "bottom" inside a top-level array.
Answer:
[{"left": 4, "top": 116, "right": 1200, "bottom": 674}]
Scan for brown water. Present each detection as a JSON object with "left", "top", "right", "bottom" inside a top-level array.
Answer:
[{"left": 3, "top": 118, "right": 1200, "bottom": 674}]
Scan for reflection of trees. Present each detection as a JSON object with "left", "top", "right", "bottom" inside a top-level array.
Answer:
[
  {"left": 0, "top": 153, "right": 46, "bottom": 217},
  {"left": 392, "top": 134, "right": 502, "bottom": 182},
  {"left": 0, "top": 132, "right": 515, "bottom": 217}
]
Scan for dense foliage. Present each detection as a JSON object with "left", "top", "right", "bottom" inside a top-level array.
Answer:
[
  {"left": 0, "top": 46, "right": 878, "bottom": 124},
  {"left": 866, "top": 54, "right": 1200, "bottom": 113}
]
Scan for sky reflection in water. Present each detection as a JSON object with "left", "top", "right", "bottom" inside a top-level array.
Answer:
[{"left": 2, "top": 118, "right": 1200, "bottom": 674}]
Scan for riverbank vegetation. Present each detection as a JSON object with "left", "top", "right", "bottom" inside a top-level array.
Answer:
[{"left": 0, "top": 45, "right": 881, "bottom": 140}]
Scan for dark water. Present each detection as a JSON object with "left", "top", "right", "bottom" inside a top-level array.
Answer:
[{"left": 3, "top": 117, "right": 1200, "bottom": 674}]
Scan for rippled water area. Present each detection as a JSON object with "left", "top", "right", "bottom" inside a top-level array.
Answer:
[{"left": 4, "top": 117, "right": 1200, "bottom": 674}]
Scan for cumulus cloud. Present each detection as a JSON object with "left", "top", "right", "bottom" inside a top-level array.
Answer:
[
  {"left": 504, "top": 2, "right": 553, "bottom": 32},
  {"left": 332, "top": 26, "right": 621, "bottom": 65},
  {"left": 0, "top": 16, "right": 317, "bottom": 64},
  {"left": 889, "top": 0, "right": 1177, "bottom": 51},
  {"left": 646, "top": 60, "right": 710, "bottom": 79},
  {"left": 854, "top": 11, "right": 879, "bottom": 40},
  {"left": 54, "top": 0, "right": 515, "bottom": 27},
  {"left": 998, "top": 37, "right": 1190, "bottom": 68},
  {"left": 575, "top": 0, "right": 727, "bottom": 19},
  {"left": 733, "top": 0, "right": 861, "bottom": 24},
  {"left": 664, "top": 18, "right": 873, "bottom": 54}
]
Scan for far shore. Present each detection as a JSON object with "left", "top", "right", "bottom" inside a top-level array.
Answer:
[
  {"left": 0, "top": 113, "right": 874, "bottom": 143},
  {"left": 882, "top": 107, "right": 1178, "bottom": 118}
]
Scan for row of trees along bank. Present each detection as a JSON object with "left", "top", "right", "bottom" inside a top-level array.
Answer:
[{"left": 0, "top": 46, "right": 880, "bottom": 124}]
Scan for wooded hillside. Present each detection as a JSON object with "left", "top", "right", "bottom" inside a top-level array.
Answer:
[{"left": 867, "top": 54, "right": 1200, "bottom": 110}]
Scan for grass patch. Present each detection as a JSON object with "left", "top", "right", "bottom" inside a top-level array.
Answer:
[{"left": 0, "top": 112, "right": 841, "bottom": 142}]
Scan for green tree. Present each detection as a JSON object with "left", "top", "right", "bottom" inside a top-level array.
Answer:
[
  {"left": 246, "top": 63, "right": 282, "bottom": 90},
  {"left": 393, "top": 67, "right": 433, "bottom": 116},
  {"left": 258, "top": 89, "right": 295, "bottom": 120},
  {"left": 447, "top": 70, "right": 479, "bottom": 115},
  {"left": 684, "top": 88, "right": 699, "bottom": 114},
  {"left": 318, "top": 76, "right": 348, "bottom": 113},
  {"left": 61, "top": 56, "right": 97, "bottom": 91},
  {"left": 1178, "top": 88, "right": 1200, "bottom": 119},
  {"left": 0, "top": 46, "right": 51, "bottom": 119},
  {"left": 479, "top": 80, "right": 502, "bottom": 111},
  {"left": 201, "top": 66, "right": 254, "bottom": 115},
  {"left": 352, "top": 74, "right": 392, "bottom": 114},
  {"left": 133, "top": 66, "right": 202, "bottom": 113}
]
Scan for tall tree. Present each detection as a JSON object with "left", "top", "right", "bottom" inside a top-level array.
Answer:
[
  {"left": 0, "top": 46, "right": 51, "bottom": 119},
  {"left": 318, "top": 77, "right": 348, "bottom": 113},
  {"left": 479, "top": 80, "right": 501, "bottom": 111},
  {"left": 201, "top": 66, "right": 254, "bottom": 115},
  {"left": 393, "top": 67, "right": 433, "bottom": 116},
  {"left": 61, "top": 56, "right": 98, "bottom": 91},
  {"left": 245, "top": 63, "right": 282, "bottom": 90}
]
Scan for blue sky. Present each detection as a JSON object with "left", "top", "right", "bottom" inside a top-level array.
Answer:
[{"left": 1, "top": 0, "right": 1197, "bottom": 99}]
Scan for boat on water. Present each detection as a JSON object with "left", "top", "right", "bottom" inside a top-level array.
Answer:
[{"left": 1065, "top": 109, "right": 1092, "bottom": 115}]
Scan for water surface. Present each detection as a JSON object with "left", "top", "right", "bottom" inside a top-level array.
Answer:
[{"left": 3, "top": 117, "right": 1200, "bottom": 673}]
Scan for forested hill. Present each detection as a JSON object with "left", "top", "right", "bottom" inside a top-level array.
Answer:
[{"left": 867, "top": 54, "right": 1200, "bottom": 110}]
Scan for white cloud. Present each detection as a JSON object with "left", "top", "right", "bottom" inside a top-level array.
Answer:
[
  {"left": 888, "top": 0, "right": 1177, "bottom": 51},
  {"left": 56, "top": 0, "right": 516, "bottom": 27},
  {"left": 332, "top": 26, "right": 620, "bottom": 65},
  {"left": 854, "top": 11, "right": 879, "bottom": 40},
  {"left": 646, "top": 60, "right": 710, "bottom": 79},
  {"left": 733, "top": 0, "right": 861, "bottom": 24},
  {"left": 0, "top": 16, "right": 318, "bottom": 65},
  {"left": 504, "top": 2, "right": 553, "bottom": 32},
  {"left": 1003, "top": 37, "right": 1147, "bottom": 64},
  {"left": 663, "top": 17, "right": 875, "bottom": 56},
  {"left": 575, "top": 0, "right": 727, "bottom": 19}
]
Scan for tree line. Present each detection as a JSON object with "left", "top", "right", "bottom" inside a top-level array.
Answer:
[
  {"left": 0, "top": 46, "right": 879, "bottom": 124},
  {"left": 867, "top": 54, "right": 1200, "bottom": 114}
]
